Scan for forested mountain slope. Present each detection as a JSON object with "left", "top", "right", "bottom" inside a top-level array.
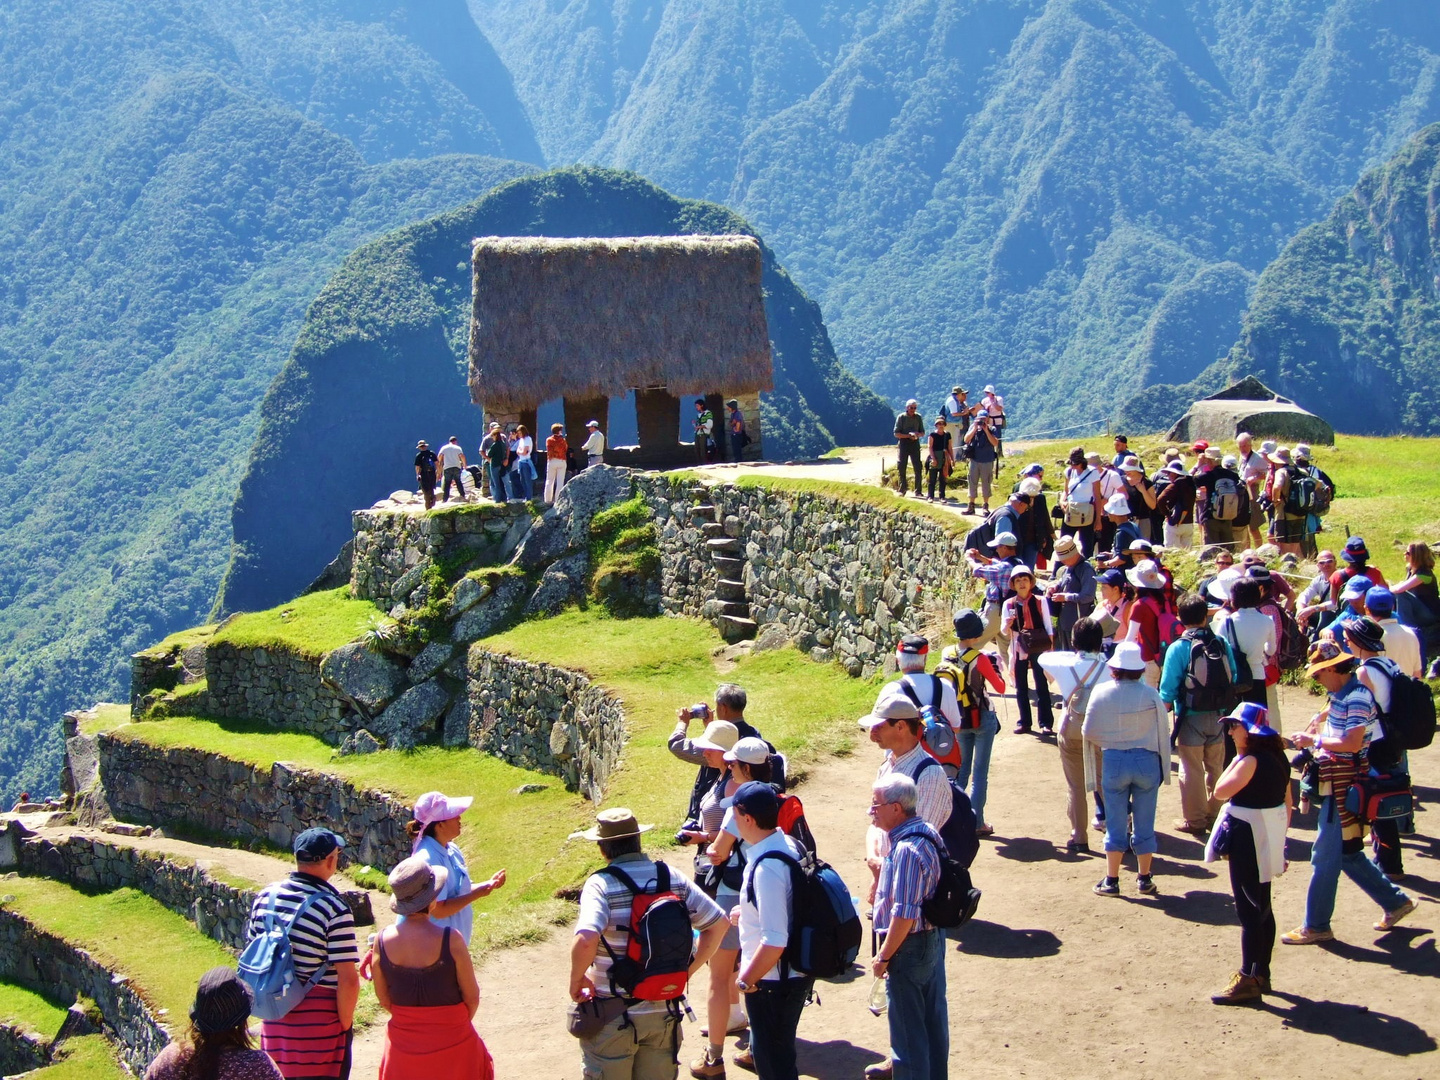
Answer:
[
  {"left": 219, "top": 167, "right": 894, "bottom": 614},
  {"left": 472, "top": 0, "right": 1440, "bottom": 431},
  {"left": 0, "top": 0, "right": 538, "bottom": 801}
]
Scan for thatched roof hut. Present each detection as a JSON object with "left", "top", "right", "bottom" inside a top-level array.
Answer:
[
  {"left": 468, "top": 235, "right": 773, "bottom": 415},
  {"left": 1166, "top": 375, "right": 1335, "bottom": 446}
]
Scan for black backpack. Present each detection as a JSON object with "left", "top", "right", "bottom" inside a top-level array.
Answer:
[
  {"left": 1284, "top": 469, "right": 1318, "bottom": 516},
  {"left": 746, "top": 849, "right": 862, "bottom": 980},
  {"left": 908, "top": 755, "right": 979, "bottom": 870},
  {"left": 913, "top": 833, "right": 982, "bottom": 931},
  {"left": 1364, "top": 658, "right": 1437, "bottom": 762},
  {"left": 1181, "top": 627, "right": 1237, "bottom": 714}
]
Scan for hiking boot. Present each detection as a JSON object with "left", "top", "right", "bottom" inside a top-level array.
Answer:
[
  {"left": 732, "top": 1048, "right": 755, "bottom": 1072},
  {"left": 1136, "top": 873, "right": 1158, "bottom": 895},
  {"left": 1255, "top": 972, "right": 1272, "bottom": 993},
  {"left": 1065, "top": 839, "right": 1090, "bottom": 853},
  {"left": 864, "top": 1060, "right": 894, "bottom": 1080},
  {"left": 1210, "top": 971, "right": 1262, "bottom": 1006},
  {"left": 690, "top": 1049, "right": 726, "bottom": 1079},
  {"left": 1375, "top": 899, "right": 1417, "bottom": 931},
  {"left": 1093, "top": 877, "right": 1120, "bottom": 896},
  {"left": 1280, "top": 925, "right": 1334, "bottom": 945},
  {"left": 1172, "top": 819, "right": 1208, "bottom": 836}
]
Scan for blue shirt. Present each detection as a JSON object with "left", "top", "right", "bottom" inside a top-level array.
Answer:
[
  {"left": 1159, "top": 630, "right": 1239, "bottom": 717},
  {"left": 874, "top": 816, "right": 943, "bottom": 935},
  {"left": 417, "top": 835, "right": 473, "bottom": 943}
]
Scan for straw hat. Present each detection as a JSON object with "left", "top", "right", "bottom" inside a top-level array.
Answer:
[
  {"left": 571, "top": 807, "right": 653, "bottom": 842},
  {"left": 1305, "top": 641, "right": 1355, "bottom": 678}
]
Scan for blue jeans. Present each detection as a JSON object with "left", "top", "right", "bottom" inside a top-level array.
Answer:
[
  {"left": 955, "top": 711, "right": 999, "bottom": 826},
  {"left": 1100, "top": 748, "right": 1161, "bottom": 855},
  {"left": 885, "top": 929, "right": 948, "bottom": 1080},
  {"left": 510, "top": 462, "right": 534, "bottom": 500},
  {"left": 487, "top": 464, "right": 507, "bottom": 501},
  {"left": 745, "top": 976, "right": 813, "bottom": 1080},
  {"left": 1304, "top": 795, "right": 1410, "bottom": 932}
]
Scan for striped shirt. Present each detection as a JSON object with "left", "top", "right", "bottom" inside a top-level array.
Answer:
[
  {"left": 1321, "top": 677, "right": 1377, "bottom": 763},
  {"left": 874, "top": 816, "right": 943, "bottom": 935},
  {"left": 870, "top": 744, "right": 951, "bottom": 858},
  {"left": 576, "top": 854, "right": 724, "bottom": 1011},
  {"left": 972, "top": 557, "right": 1018, "bottom": 604},
  {"left": 246, "top": 874, "right": 359, "bottom": 989}
]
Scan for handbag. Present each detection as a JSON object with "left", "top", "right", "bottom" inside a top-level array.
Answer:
[
  {"left": 566, "top": 994, "right": 632, "bottom": 1039},
  {"left": 1064, "top": 470, "right": 1097, "bottom": 527},
  {"left": 1209, "top": 814, "right": 1233, "bottom": 858},
  {"left": 1015, "top": 596, "right": 1052, "bottom": 656}
]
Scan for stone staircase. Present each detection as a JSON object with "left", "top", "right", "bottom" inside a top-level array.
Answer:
[{"left": 691, "top": 496, "right": 757, "bottom": 642}]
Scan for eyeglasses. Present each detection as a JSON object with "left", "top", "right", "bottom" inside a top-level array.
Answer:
[{"left": 867, "top": 802, "right": 893, "bottom": 815}]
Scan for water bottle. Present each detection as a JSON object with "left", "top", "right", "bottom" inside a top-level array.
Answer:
[{"left": 866, "top": 975, "right": 888, "bottom": 1017}]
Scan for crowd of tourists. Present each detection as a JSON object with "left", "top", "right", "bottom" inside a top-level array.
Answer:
[{"left": 158, "top": 427, "right": 1434, "bottom": 1080}]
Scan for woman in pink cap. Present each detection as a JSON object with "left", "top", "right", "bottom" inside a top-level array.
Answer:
[{"left": 407, "top": 791, "right": 506, "bottom": 944}]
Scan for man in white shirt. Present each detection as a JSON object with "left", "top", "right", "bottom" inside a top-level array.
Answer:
[
  {"left": 581, "top": 420, "right": 606, "bottom": 468},
  {"left": 1365, "top": 589, "right": 1422, "bottom": 677},
  {"left": 1235, "top": 432, "right": 1268, "bottom": 549},
  {"left": 1296, "top": 550, "right": 1338, "bottom": 629},
  {"left": 941, "top": 385, "right": 973, "bottom": 427},
  {"left": 876, "top": 636, "right": 962, "bottom": 728},
  {"left": 437, "top": 436, "right": 468, "bottom": 502},
  {"left": 732, "top": 782, "right": 809, "bottom": 1080}
]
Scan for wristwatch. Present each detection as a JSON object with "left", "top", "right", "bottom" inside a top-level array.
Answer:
[{"left": 737, "top": 980, "right": 756, "bottom": 994}]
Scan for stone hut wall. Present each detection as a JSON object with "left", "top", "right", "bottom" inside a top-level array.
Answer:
[
  {"left": 635, "top": 476, "right": 971, "bottom": 677},
  {"left": 97, "top": 735, "right": 411, "bottom": 870},
  {"left": 351, "top": 502, "right": 534, "bottom": 606},
  {"left": 0, "top": 909, "right": 169, "bottom": 1072},
  {"left": 205, "top": 643, "right": 357, "bottom": 742},
  {"left": 466, "top": 649, "right": 627, "bottom": 802}
]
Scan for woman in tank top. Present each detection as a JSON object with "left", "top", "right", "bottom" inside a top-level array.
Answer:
[
  {"left": 373, "top": 857, "right": 492, "bottom": 1080},
  {"left": 1205, "top": 703, "right": 1290, "bottom": 1006}
]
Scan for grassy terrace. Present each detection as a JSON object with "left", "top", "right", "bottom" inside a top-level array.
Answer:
[
  {"left": 140, "top": 587, "right": 377, "bottom": 661},
  {"left": 0, "top": 880, "right": 233, "bottom": 1021},
  {"left": 27, "top": 1035, "right": 125, "bottom": 1080},
  {"left": 0, "top": 980, "right": 67, "bottom": 1038},
  {"left": 111, "top": 612, "right": 882, "bottom": 951}
]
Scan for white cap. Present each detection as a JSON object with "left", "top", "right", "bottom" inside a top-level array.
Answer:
[
  {"left": 987, "top": 531, "right": 1019, "bottom": 548},
  {"left": 724, "top": 737, "right": 770, "bottom": 765}
]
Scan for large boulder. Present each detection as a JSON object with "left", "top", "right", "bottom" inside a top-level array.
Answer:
[
  {"left": 373, "top": 679, "right": 452, "bottom": 749},
  {"left": 320, "top": 642, "right": 408, "bottom": 715},
  {"left": 511, "top": 507, "right": 573, "bottom": 569},
  {"left": 524, "top": 551, "right": 589, "bottom": 617},
  {"left": 408, "top": 641, "right": 457, "bottom": 684},
  {"left": 553, "top": 465, "right": 634, "bottom": 544},
  {"left": 453, "top": 575, "right": 529, "bottom": 643}
]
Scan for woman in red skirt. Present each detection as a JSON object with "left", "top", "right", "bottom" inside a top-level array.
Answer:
[{"left": 372, "top": 857, "right": 493, "bottom": 1080}]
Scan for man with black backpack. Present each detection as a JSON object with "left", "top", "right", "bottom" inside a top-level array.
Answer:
[
  {"left": 868, "top": 774, "right": 949, "bottom": 1080},
  {"left": 569, "top": 808, "right": 727, "bottom": 1080},
  {"left": 1160, "top": 593, "right": 1242, "bottom": 834}
]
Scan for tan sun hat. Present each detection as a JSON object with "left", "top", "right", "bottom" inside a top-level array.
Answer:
[
  {"left": 388, "top": 856, "right": 450, "bottom": 915},
  {"left": 1054, "top": 535, "right": 1080, "bottom": 559},
  {"left": 689, "top": 720, "right": 740, "bottom": 753},
  {"left": 570, "top": 807, "right": 654, "bottom": 842}
]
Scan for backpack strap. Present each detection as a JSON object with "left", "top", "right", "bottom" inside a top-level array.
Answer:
[
  {"left": 282, "top": 886, "right": 337, "bottom": 990},
  {"left": 1065, "top": 660, "right": 1104, "bottom": 714}
]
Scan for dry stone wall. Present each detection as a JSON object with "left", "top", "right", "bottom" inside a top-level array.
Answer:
[
  {"left": 206, "top": 643, "right": 358, "bottom": 741},
  {"left": 466, "top": 649, "right": 627, "bottom": 802},
  {"left": 97, "top": 735, "right": 411, "bottom": 870},
  {"left": 0, "top": 1023, "right": 49, "bottom": 1074},
  {"left": 351, "top": 502, "right": 533, "bottom": 606},
  {"left": 636, "top": 476, "right": 971, "bottom": 677},
  {"left": 0, "top": 909, "right": 169, "bottom": 1072}
]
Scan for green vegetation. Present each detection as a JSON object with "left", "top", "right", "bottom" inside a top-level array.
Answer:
[
  {"left": 209, "top": 589, "right": 377, "bottom": 659},
  {"left": 77, "top": 705, "right": 132, "bottom": 738},
  {"left": 24, "top": 1035, "right": 125, "bottom": 1080},
  {"left": 0, "top": 980, "right": 67, "bottom": 1038},
  {"left": 0, "top": 881, "right": 234, "bottom": 1020},
  {"left": 589, "top": 497, "right": 661, "bottom": 617}
]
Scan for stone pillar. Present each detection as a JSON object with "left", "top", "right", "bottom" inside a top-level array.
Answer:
[
  {"left": 564, "top": 396, "right": 609, "bottom": 449},
  {"left": 732, "top": 391, "right": 764, "bottom": 461},
  {"left": 635, "top": 388, "right": 680, "bottom": 456}
]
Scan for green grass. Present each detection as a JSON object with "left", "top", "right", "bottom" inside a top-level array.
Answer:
[
  {"left": 77, "top": 704, "right": 131, "bottom": 737},
  {"left": 0, "top": 880, "right": 234, "bottom": 1021},
  {"left": 24, "top": 1035, "right": 125, "bottom": 1080},
  {"left": 136, "top": 624, "right": 218, "bottom": 660},
  {"left": 210, "top": 588, "right": 378, "bottom": 659},
  {"left": 0, "top": 980, "right": 67, "bottom": 1039}
]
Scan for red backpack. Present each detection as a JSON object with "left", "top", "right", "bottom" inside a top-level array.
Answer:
[
  {"left": 594, "top": 863, "right": 694, "bottom": 1001},
  {"left": 777, "top": 794, "right": 817, "bottom": 855}
]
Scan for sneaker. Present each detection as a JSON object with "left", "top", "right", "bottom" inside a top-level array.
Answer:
[
  {"left": 864, "top": 1061, "right": 894, "bottom": 1080},
  {"left": 690, "top": 1050, "right": 726, "bottom": 1079},
  {"left": 1280, "top": 925, "right": 1335, "bottom": 945},
  {"left": 1210, "top": 971, "right": 1262, "bottom": 1006},
  {"left": 1013, "top": 724, "right": 1032, "bottom": 735},
  {"left": 1093, "top": 877, "right": 1120, "bottom": 896},
  {"left": 1136, "top": 874, "right": 1158, "bottom": 895},
  {"left": 1065, "top": 839, "right": 1090, "bottom": 853},
  {"left": 1039, "top": 726, "right": 1056, "bottom": 738},
  {"left": 1375, "top": 899, "right": 1417, "bottom": 932},
  {"left": 732, "top": 1049, "right": 755, "bottom": 1073},
  {"left": 1255, "top": 972, "right": 1272, "bottom": 993},
  {"left": 1091, "top": 816, "right": 1105, "bottom": 831}
]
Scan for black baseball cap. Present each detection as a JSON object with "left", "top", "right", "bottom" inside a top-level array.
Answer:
[
  {"left": 293, "top": 827, "right": 345, "bottom": 862},
  {"left": 732, "top": 781, "right": 780, "bottom": 819}
]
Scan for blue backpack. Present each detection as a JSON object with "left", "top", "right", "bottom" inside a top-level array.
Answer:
[
  {"left": 238, "top": 889, "right": 333, "bottom": 1020},
  {"left": 746, "top": 849, "right": 862, "bottom": 980}
]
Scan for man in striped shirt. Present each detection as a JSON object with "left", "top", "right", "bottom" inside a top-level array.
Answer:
[
  {"left": 860, "top": 697, "right": 951, "bottom": 906},
  {"left": 246, "top": 829, "right": 360, "bottom": 1080},
  {"left": 869, "top": 774, "right": 947, "bottom": 1080}
]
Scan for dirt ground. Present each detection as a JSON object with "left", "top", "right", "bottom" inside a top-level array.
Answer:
[{"left": 437, "top": 681, "right": 1438, "bottom": 1080}]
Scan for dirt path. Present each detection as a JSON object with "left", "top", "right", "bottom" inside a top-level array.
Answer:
[{"left": 465, "top": 683, "right": 1438, "bottom": 1079}]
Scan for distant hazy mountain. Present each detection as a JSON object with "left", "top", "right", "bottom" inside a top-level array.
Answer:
[
  {"left": 0, "top": 0, "right": 538, "bottom": 801},
  {"left": 472, "top": 0, "right": 1440, "bottom": 431}
]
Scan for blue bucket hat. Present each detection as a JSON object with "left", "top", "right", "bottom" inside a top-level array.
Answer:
[{"left": 1221, "top": 702, "right": 1276, "bottom": 738}]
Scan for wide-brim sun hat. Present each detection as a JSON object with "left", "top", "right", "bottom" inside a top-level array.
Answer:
[
  {"left": 1206, "top": 567, "right": 1242, "bottom": 603},
  {"left": 389, "top": 856, "right": 451, "bottom": 915},
  {"left": 1305, "top": 641, "right": 1354, "bottom": 678},
  {"left": 1007, "top": 564, "right": 1035, "bottom": 585},
  {"left": 570, "top": 807, "right": 654, "bottom": 842},
  {"left": 1343, "top": 617, "right": 1386, "bottom": 655},
  {"left": 1294, "top": 443, "right": 1312, "bottom": 461},
  {"left": 1268, "top": 447, "right": 1292, "bottom": 465},
  {"left": 953, "top": 609, "right": 986, "bottom": 639},
  {"left": 1342, "top": 537, "right": 1369, "bottom": 563},
  {"left": 1019, "top": 477, "right": 1042, "bottom": 497},
  {"left": 1053, "top": 535, "right": 1080, "bottom": 559},
  {"left": 689, "top": 719, "right": 740, "bottom": 753},
  {"left": 1103, "top": 493, "right": 1131, "bottom": 516},
  {"left": 1121, "top": 457, "right": 1144, "bottom": 473},
  {"left": 1126, "top": 560, "right": 1165, "bottom": 590},
  {"left": 1108, "top": 641, "right": 1146, "bottom": 672}
]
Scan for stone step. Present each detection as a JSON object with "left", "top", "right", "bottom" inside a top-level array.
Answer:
[
  {"left": 713, "top": 556, "right": 745, "bottom": 578},
  {"left": 690, "top": 504, "right": 718, "bottom": 523},
  {"left": 719, "top": 600, "right": 750, "bottom": 618},
  {"left": 701, "top": 522, "right": 727, "bottom": 539},
  {"left": 715, "top": 578, "right": 747, "bottom": 602},
  {"left": 719, "top": 616, "right": 759, "bottom": 642},
  {"left": 706, "top": 537, "right": 743, "bottom": 557}
]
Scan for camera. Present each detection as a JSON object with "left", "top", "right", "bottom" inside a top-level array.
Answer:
[
  {"left": 688, "top": 702, "right": 710, "bottom": 720},
  {"left": 674, "top": 819, "right": 702, "bottom": 845}
]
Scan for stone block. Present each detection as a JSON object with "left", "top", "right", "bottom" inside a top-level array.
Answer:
[
  {"left": 320, "top": 642, "right": 407, "bottom": 715},
  {"left": 452, "top": 576, "right": 528, "bottom": 643},
  {"left": 512, "top": 508, "right": 573, "bottom": 569},
  {"left": 338, "top": 730, "right": 382, "bottom": 756},
  {"left": 374, "top": 680, "right": 451, "bottom": 749},
  {"left": 523, "top": 551, "right": 589, "bottom": 617},
  {"left": 553, "top": 465, "right": 634, "bottom": 543},
  {"left": 408, "top": 641, "right": 455, "bottom": 684},
  {"left": 450, "top": 574, "right": 492, "bottom": 614}
]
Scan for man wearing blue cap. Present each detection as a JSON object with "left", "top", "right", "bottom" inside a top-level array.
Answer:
[
  {"left": 246, "top": 828, "right": 360, "bottom": 1080},
  {"left": 1364, "top": 588, "right": 1422, "bottom": 678}
]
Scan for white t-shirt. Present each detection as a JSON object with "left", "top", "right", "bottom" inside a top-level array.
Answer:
[
  {"left": 1066, "top": 467, "right": 1098, "bottom": 504},
  {"left": 1378, "top": 619, "right": 1423, "bottom": 678},
  {"left": 737, "top": 830, "right": 802, "bottom": 981},
  {"left": 1214, "top": 609, "right": 1275, "bottom": 680},
  {"left": 437, "top": 443, "right": 465, "bottom": 469},
  {"left": 514, "top": 435, "right": 533, "bottom": 460}
]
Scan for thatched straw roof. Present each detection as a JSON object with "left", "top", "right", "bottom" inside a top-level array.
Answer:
[
  {"left": 468, "top": 235, "right": 773, "bottom": 413},
  {"left": 1166, "top": 376, "right": 1335, "bottom": 445}
]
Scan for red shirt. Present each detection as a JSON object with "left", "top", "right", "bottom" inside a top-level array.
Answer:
[{"left": 546, "top": 434, "right": 567, "bottom": 460}]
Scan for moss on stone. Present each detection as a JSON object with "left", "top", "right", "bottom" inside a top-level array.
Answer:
[{"left": 24, "top": 1034, "right": 124, "bottom": 1080}]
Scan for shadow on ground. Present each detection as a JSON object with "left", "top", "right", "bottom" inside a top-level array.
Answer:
[
  {"left": 950, "top": 918, "right": 1061, "bottom": 958},
  {"left": 1261, "top": 992, "right": 1437, "bottom": 1055}
]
